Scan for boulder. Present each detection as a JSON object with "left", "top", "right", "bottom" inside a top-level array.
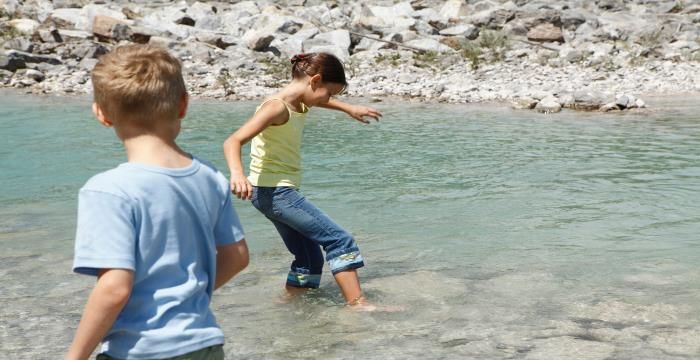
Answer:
[
  {"left": 92, "top": 15, "right": 128, "bottom": 40},
  {"left": 303, "top": 29, "right": 351, "bottom": 61},
  {"left": 599, "top": 102, "right": 620, "bottom": 112},
  {"left": 25, "top": 68, "right": 45, "bottom": 82},
  {"left": 440, "top": 0, "right": 468, "bottom": 20},
  {"left": 572, "top": 91, "right": 606, "bottom": 111},
  {"left": 34, "top": 28, "right": 63, "bottom": 43},
  {"left": 0, "top": 53, "right": 26, "bottom": 72},
  {"left": 535, "top": 96, "right": 562, "bottom": 113},
  {"left": 8, "top": 19, "right": 40, "bottom": 34},
  {"left": 242, "top": 29, "right": 275, "bottom": 51},
  {"left": 470, "top": 9, "right": 515, "bottom": 28},
  {"left": 5, "top": 50, "right": 61, "bottom": 65},
  {"left": 511, "top": 97, "right": 538, "bottom": 109},
  {"left": 269, "top": 27, "right": 319, "bottom": 58},
  {"left": 527, "top": 23, "right": 564, "bottom": 43},
  {"left": 439, "top": 24, "right": 480, "bottom": 40},
  {"left": 2, "top": 37, "right": 33, "bottom": 52},
  {"left": 58, "top": 29, "right": 91, "bottom": 42},
  {"left": 404, "top": 38, "right": 452, "bottom": 52},
  {"left": 0, "top": 69, "right": 12, "bottom": 84},
  {"left": 45, "top": 8, "right": 85, "bottom": 30}
]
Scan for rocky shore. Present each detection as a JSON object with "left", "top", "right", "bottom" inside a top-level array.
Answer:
[{"left": 1, "top": 0, "right": 699, "bottom": 112}]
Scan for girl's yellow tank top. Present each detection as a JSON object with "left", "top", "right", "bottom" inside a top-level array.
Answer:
[{"left": 248, "top": 98, "right": 308, "bottom": 188}]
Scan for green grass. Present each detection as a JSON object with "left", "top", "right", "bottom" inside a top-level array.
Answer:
[
  {"left": 636, "top": 26, "right": 664, "bottom": 48},
  {"left": 453, "top": 30, "right": 510, "bottom": 70},
  {"left": 376, "top": 52, "right": 402, "bottom": 66},
  {"left": 0, "top": 24, "right": 21, "bottom": 40},
  {"left": 259, "top": 56, "right": 290, "bottom": 80},
  {"left": 669, "top": 0, "right": 684, "bottom": 13}
]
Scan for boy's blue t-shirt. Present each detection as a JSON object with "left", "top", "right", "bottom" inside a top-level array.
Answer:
[{"left": 73, "top": 157, "right": 244, "bottom": 360}]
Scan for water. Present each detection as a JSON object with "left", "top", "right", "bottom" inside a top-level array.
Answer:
[{"left": 1, "top": 90, "right": 699, "bottom": 359}]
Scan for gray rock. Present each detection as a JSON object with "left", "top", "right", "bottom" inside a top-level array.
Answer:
[
  {"left": 2, "top": 37, "right": 33, "bottom": 52},
  {"left": 46, "top": 8, "right": 85, "bottom": 30},
  {"left": 528, "top": 23, "right": 564, "bottom": 43},
  {"left": 535, "top": 96, "right": 562, "bottom": 113},
  {"left": 25, "top": 68, "right": 45, "bottom": 82},
  {"left": 0, "top": 54, "right": 26, "bottom": 72},
  {"left": 187, "top": 1, "right": 216, "bottom": 22},
  {"left": 634, "top": 98, "right": 646, "bottom": 108},
  {"left": 615, "top": 94, "right": 631, "bottom": 109},
  {"left": 511, "top": 97, "right": 538, "bottom": 109},
  {"left": 243, "top": 30, "right": 275, "bottom": 52},
  {"left": 8, "top": 19, "right": 40, "bottom": 34},
  {"left": 404, "top": 38, "right": 452, "bottom": 52},
  {"left": 0, "top": 68, "right": 12, "bottom": 84},
  {"left": 440, "top": 0, "right": 468, "bottom": 20},
  {"left": 439, "top": 24, "right": 480, "bottom": 40},
  {"left": 269, "top": 27, "right": 319, "bottom": 58},
  {"left": 57, "top": 29, "right": 91, "bottom": 42},
  {"left": 5, "top": 50, "right": 61, "bottom": 65},
  {"left": 34, "top": 28, "right": 63, "bottom": 43},
  {"left": 303, "top": 29, "right": 351, "bottom": 61},
  {"left": 469, "top": 8, "right": 515, "bottom": 28},
  {"left": 1, "top": 0, "right": 20, "bottom": 17},
  {"left": 561, "top": 9, "right": 587, "bottom": 31},
  {"left": 573, "top": 91, "right": 606, "bottom": 111},
  {"left": 398, "top": 73, "right": 417, "bottom": 84},
  {"left": 600, "top": 102, "right": 620, "bottom": 112},
  {"left": 148, "top": 36, "right": 179, "bottom": 49}
]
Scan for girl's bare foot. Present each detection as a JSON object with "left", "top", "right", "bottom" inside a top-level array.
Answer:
[
  {"left": 345, "top": 295, "right": 405, "bottom": 312},
  {"left": 277, "top": 286, "right": 309, "bottom": 304}
]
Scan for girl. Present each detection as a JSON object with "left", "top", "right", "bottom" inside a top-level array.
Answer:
[{"left": 223, "top": 52, "right": 381, "bottom": 309}]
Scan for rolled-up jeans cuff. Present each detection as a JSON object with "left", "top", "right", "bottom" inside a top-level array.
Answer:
[
  {"left": 328, "top": 251, "right": 365, "bottom": 274},
  {"left": 286, "top": 270, "right": 321, "bottom": 288}
]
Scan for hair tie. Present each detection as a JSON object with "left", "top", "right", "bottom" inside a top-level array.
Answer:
[{"left": 291, "top": 53, "right": 315, "bottom": 65}]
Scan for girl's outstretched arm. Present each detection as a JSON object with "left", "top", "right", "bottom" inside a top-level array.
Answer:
[
  {"left": 223, "top": 100, "right": 289, "bottom": 200},
  {"left": 318, "top": 99, "right": 382, "bottom": 124}
]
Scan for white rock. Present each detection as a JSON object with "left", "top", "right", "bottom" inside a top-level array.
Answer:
[
  {"left": 535, "top": 96, "right": 562, "bottom": 113},
  {"left": 8, "top": 19, "right": 39, "bottom": 34},
  {"left": 404, "top": 38, "right": 452, "bottom": 53},
  {"left": 303, "top": 29, "right": 351, "bottom": 61},
  {"left": 440, "top": 0, "right": 468, "bottom": 20}
]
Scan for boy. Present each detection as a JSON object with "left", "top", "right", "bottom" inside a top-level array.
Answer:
[{"left": 65, "top": 44, "right": 249, "bottom": 360}]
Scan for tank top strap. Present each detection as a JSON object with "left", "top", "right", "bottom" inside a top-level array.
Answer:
[{"left": 255, "top": 98, "right": 293, "bottom": 115}]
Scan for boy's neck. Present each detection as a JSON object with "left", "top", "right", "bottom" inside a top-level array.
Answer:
[{"left": 123, "top": 134, "right": 192, "bottom": 168}]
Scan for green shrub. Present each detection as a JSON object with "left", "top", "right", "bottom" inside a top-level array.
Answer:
[{"left": 0, "top": 24, "right": 21, "bottom": 40}]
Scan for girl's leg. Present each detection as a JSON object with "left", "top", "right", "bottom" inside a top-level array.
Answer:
[
  {"left": 252, "top": 187, "right": 324, "bottom": 291},
  {"left": 269, "top": 219, "right": 324, "bottom": 290},
  {"left": 268, "top": 187, "right": 366, "bottom": 304}
]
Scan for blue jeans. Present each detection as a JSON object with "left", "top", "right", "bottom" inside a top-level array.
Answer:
[{"left": 251, "top": 186, "right": 364, "bottom": 288}]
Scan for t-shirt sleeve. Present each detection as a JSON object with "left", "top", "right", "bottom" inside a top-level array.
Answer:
[
  {"left": 213, "top": 190, "right": 245, "bottom": 246},
  {"left": 73, "top": 189, "right": 137, "bottom": 276}
]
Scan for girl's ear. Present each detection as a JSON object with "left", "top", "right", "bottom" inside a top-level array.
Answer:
[
  {"left": 309, "top": 74, "right": 322, "bottom": 90},
  {"left": 93, "top": 103, "right": 113, "bottom": 127}
]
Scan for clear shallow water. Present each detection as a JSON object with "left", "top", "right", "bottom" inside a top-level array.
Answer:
[{"left": 1, "top": 90, "right": 699, "bottom": 359}]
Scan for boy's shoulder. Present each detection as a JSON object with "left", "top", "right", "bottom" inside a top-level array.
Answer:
[
  {"left": 81, "top": 157, "right": 229, "bottom": 197},
  {"left": 80, "top": 165, "right": 133, "bottom": 199}
]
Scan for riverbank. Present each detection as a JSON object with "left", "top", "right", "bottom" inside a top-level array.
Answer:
[{"left": 1, "top": 0, "right": 699, "bottom": 112}]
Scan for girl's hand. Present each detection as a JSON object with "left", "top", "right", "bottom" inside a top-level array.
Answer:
[
  {"left": 348, "top": 105, "right": 382, "bottom": 124},
  {"left": 230, "top": 173, "right": 253, "bottom": 200}
]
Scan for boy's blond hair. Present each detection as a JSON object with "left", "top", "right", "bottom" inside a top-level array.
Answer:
[{"left": 91, "top": 44, "right": 186, "bottom": 128}]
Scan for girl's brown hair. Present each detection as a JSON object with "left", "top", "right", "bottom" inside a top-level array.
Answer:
[{"left": 290, "top": 52, "right": 347, "bottom": 87}]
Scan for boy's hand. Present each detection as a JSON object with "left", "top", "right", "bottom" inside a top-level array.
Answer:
[
  {"left": 231, "top": 174, "right": 253, "bottom": 200},
  {"left": 348, "top": 105, "right": 382, "bottom": 124}
]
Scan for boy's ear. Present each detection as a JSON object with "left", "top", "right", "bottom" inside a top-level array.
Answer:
[
  {"left": 92, "top": 103, "right": 113, "bottom": 127},
  {"left": 178, "top": 93, "right": 189, "bottom": 119}
]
